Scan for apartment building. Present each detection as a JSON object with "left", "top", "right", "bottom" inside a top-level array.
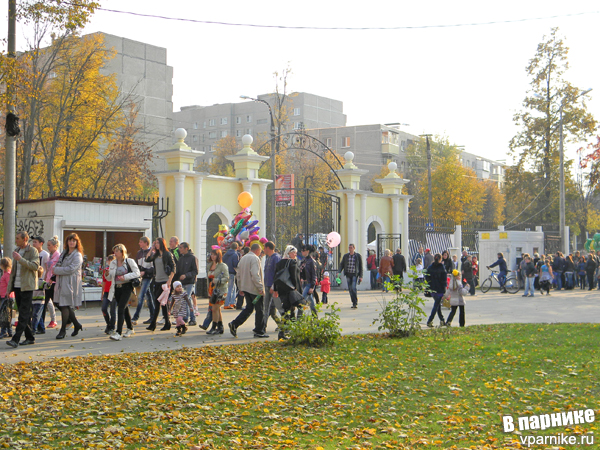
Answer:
[
  {"left": 173, "top": 92, "right": 346, "bottom": 166},
  {"left": 460, "top": 151, "right": 506, "bottom": 188}
]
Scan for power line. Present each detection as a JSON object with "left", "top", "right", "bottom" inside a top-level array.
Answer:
[{"left": 70, "top": 3, "right": 599, "bottom": 31}]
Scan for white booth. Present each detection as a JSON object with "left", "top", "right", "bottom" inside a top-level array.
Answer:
[
  {"left": 478, "top": 227, "right": 545, "bottom": 282},
  {"left": 16, "top": 196, "right": 154, "bottom": 302}
]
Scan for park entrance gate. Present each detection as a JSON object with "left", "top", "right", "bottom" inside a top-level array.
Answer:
[{"left": 266, "top": 188, "right": 340, "bottom": 270}]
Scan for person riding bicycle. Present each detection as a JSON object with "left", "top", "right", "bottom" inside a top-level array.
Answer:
[{"left": 487, "top": 252, "right": 508, "bottom": 293}]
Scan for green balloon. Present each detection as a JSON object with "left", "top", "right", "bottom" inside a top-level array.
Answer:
[
  {"left": 584, "top": 239, "right": 592, "bottom": 251},
  {"left": 594, "top": 233, "right": 600, "bottom": 243}
]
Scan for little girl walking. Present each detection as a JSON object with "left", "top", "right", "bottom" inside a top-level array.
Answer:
[{"left": 170, "top": 281, "right": 189, "bottom": 336}]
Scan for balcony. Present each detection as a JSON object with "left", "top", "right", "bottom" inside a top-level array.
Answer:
[{"left": 381, "top": 143, "right": 400, "bottom": 155}]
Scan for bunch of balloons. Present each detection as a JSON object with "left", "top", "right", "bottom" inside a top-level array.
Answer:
[
  {"left": 213, "top": 191, "right": 268, "bottom": 252},
  {"left": 584, "top": 233, "right": 600, "bottom": 252}
]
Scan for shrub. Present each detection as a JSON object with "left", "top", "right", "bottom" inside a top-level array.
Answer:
[
  {"left": 280, "top": 302, "right": 342, "bottom": 347},
  {"left": 373, "top": 270, "right": 427, "bottom": 338}
]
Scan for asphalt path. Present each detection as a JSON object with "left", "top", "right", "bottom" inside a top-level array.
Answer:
[{"left": 1, "top": 287, "right": 598, "bottom": 365}]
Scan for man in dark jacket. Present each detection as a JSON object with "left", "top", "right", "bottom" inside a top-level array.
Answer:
[
  {"left": 552, "top": 252, "right": 565, "bottom": 291},
  {"left": 175, "top": 242, "right": 198, "bottom": 325},
  {"left": 425, "top": 253, "right": 447, "bottom": 327},
  {"left": 223, "top": 243, "right": 240, "bottom": 309},
  {"left": 392, "top": 248, "right": 407, "bottom": 288},
  {"left": 462, "top": 255, "right": 475, "bottom": 296},
  {"left": 488, "top": 252, "right": 508, "bottom": 293},
  {"left": 339, "top": 243, "right": 363, "bottom": 309},
  {"left": 522, "top": 255, "right": 536, "bottom": 297},
  {"left": 263, "top": 242, "right": 281, "bottom": 329},
  {"left": 300, "top": 245, "right": 318, "bottom": 316}
]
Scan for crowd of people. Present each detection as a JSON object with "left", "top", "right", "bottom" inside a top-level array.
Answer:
[{"left": 0, "top": 231, "right": 337, "bottom": 347}]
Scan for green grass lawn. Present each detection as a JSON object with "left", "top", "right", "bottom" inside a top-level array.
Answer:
[{"left": 0, "top": 323, "right": 598, "bottom": 449}]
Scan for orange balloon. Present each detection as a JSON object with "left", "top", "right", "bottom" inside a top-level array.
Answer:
[
  {"left": 238, "top": 191, "right": 253, "bottom": 209},
  {"left": 217, "top": 236, "right": 224, "bottom": 244}
]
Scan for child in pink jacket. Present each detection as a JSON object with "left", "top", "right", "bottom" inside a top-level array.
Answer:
[
  {"left": 0, "top": 258, "right": 15, "bottom": 338},
  {"left": 320, "top": 271, "right": 331, "bottom": 304}
]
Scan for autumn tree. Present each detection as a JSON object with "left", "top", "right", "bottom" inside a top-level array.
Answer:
[
  {"left": 506, "top": 27, "right": 596, "bottom": 225},
  {"left": 404, "top": 135, "right": 463, "bottom": 216},
  {"left": 480, "top": 182, "right": 505, "bottom": 224},
  {"left": 416, "top": 157, "right": 486, "bottom": 223}
]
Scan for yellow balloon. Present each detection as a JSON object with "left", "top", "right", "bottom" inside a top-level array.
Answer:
[{"left": 238, "top": 191, "right": 253, "bottom": 209}]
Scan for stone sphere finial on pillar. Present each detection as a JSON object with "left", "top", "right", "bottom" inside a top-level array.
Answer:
[
  {"left": 385, "top": 160, "right": 401, "bottom": 178},
  {"left": 174, "top": 128, "right": 187, "bottom": 143},
  {"left": 242, "top": 134, "right": 253, "bottom": 147},
  {"left": 343, "top": 151, "right": 358, "bottom": 169}
]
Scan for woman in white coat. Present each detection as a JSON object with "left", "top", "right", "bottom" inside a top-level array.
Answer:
[
  {"left": 107, "top": 244, "right": 141, "bottom": 341},
  {"left": 53, "top": 233, "right": 84, "bottom": 339}
]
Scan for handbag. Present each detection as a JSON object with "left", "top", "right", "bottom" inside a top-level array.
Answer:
[
  {"left": 274, "top": 260, "right": 295, "bottom": 291},
  {"left": 442, "top": 296, "right": 451, "bottom": 309},
  {"left": 125, "top": 259, "right": 142, "bottom": 288}
]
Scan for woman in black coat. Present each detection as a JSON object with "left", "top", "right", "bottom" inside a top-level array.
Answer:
[
  {"left": 425, "top": 253, "right": 447, "bottom": 327},
  {"left": 585, "top": 254, "right": 597, "bottom": 291},
  {"left": 145, "top": 238, "right": 175, "bottom": 331},
  {"left": 441, "top": 250, "right": 453, "bottom": 274},
  {"left": 273, "top": 245, "right": 302, "bottom": 340}
]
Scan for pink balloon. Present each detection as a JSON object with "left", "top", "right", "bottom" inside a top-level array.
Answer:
[{"left": 326, "top": 231, "right": 341, "bottom": 248}]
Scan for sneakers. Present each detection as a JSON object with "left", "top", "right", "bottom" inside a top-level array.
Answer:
[
  {"left": 19, "top": 339, "right": 35, "bottom": 345},
  {"left": 6, "top": 340, "right": 18, "bottom": 348},
  {"left": 446, "top": 322, "right": 452, "bottom": 327},
  {"left": 528, "top": 294, "right": 534, "bottom": 297},
  {"left": 223, "top": 305, "right": 235, "bottom": 310},
  {"left": 426, "top": 322, "right": 434, "bottom": 328},
  {"left": 188, "top": 320, "right": 197, "bottom": 327},
  {"left": 228, "top": 322, "right": 237, "bottom": 338},
  {"left": 110, "top": 332, "right": 122, "bottom": 341},
  {"left": 123, "top": 329, "right": 135, "bottom": 338},
  {"left": 351, "top": 305, "right": 357, "bottom": 309},
  {"left": 47, "top": 321, "right": 58, "bottom": 329},
  {"left": 157, "top": 319, "right": 165, "bottom": 325},
  {"left": 131, "top": 320, "right": 138, "bottom": 326}
]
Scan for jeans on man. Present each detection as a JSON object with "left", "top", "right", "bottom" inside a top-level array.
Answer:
[
  {"left": 224, "top": 274, "right": 237, "bottom": 307},
  {"left": 524, "top": 277, "right": 535, "bottom": 296},
  {"left": 553, "top": 271, "right": 563, "bottom": 290},
  {"left": 231, "top": 292, "right": 266, "bottom": 335},
  {"left": 370, "top": 270, "right": 378, "bottom": 290},
  {"left": 466, "top": 279, "right": 475, "bottom": 295},
  {"left": 564, "top": 272, "right": 574, "bottom": 289},
  {"left": 427, "top": 293, "right": 445, "bottom": 324},
  {"left": 262, "top": 288, "right": 280, "bottom": 331},
  {"left": 132, "top": 277, "right": 154, "bottom": 321},
  {"left": 11, "top": 288, "right": 35, "bottom": 344},
  {"left": 346, "top": 275, "right": 359, "bottom": 306},
  {"left": 498, "top": 272, "right": 507, "bottom": 290},
  {"left": 299, "top": 283, "right": 317, "bottom": 317}
]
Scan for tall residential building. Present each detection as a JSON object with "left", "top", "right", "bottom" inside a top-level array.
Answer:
[
  {"left": 172, "top": 92, "right": 346, "bottom": 166},
  {"left": 89, "top": 32, "right": 174, "bottom": 169},
  {"left": 459, "top": 151, "right": 506, "bottom": 188},
  {"left": 306, "top": 124, "right": 418, "bottom": 190}
]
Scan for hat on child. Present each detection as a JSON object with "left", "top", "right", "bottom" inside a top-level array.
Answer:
[
  {"left": 324, "top": 271, "right": 330, "bottom": 277},
  {"left": 452, "top": 269, "right": 460, "bottom": 277},
  {"left": 173, "top": 281, "right": 182, "bottom": 288}
]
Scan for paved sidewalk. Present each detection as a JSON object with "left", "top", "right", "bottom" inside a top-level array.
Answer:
[{"left": 1, "top": 287, "right": 598, "bottom": 365}]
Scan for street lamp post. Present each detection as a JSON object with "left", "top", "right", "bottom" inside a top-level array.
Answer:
[
  {"left": 420, "top": 134, "right": 433, "bottom": 224},
  {"left": 240, "top": 95, "right": 277, "bottom": 240}
]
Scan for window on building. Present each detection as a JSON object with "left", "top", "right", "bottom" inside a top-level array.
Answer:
[
  {"left": 208, "top": 131, "right": 217, "bottom": 139},
  {"left": 193, "top": 122, "right": 198, "bottom": 130},
  {"left": 257, "top": 118, "right": 267, "bottom": 125},
  {"left": 381, "top": 131, "right": 399, "bottom": 145},
  {"left": 482, "top": 161, "right": 490, "bottom": 172},
  {"left": 221, "top": 117, "right": 228, "bottom": 125},
  {"left": 293, "top": 108, "right": 301, "bottom": 116},
  {"left": 220, "top": 130, "right": 228, "bottom": 138},
  {"left": 236, "top": 117, "right": 241, "bottom": 124},
  {"left": 472, "top": 161, "right": 476, "bottom": 169},
  {"left": 208, "top": 119, "right": 215, "bottom": 127},
  {"left": 236, "top": 129, "right": 242, "bottom": 137},
  {"left": 203, "top": 121, "right": 206, "bottom": 128},
  {"left": 210, "top": 146, "right": 216, "bottom": 153},
  {"left": 293, "top": 122, "right": 303, "bottom": 130},
  {"left": 342, "top": 137, "right": 350, "bottom": 148},
  {"left": 192, "top": 135, "right": 198, "bottom": 142},
  {"left": 245, "top": 128, "right": 252, "bottom": 135},
  {"left": 326, "top": 137, "right": 332, "bottom": 148},
  {"left": 246, "top": 115, "right": 252, "bottom": 123}
]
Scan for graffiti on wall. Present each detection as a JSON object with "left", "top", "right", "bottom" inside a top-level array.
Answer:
[{"left": 16, "top": 211, "right": 45, "bottom": 237}]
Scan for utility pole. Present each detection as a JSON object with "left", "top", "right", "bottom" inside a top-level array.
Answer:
[
  {"left": 4, "top": 0, "right": 17, "bottom": 256},
  {"left": 559, "top": 104, "right": 565, "bottom": 254},
  {"left": 420, "top": 134, "right": 433, "bottom": 224}
]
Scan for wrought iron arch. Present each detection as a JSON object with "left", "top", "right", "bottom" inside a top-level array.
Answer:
[{"left": 256, "top": 131, "right": 346, "bottom": 189}]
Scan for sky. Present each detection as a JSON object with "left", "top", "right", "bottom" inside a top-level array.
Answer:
[{"left": 3, "top": 0, "right": 600, "bottom": 164}]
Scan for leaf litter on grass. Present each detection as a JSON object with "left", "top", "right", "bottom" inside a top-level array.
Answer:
[{"left": 0, "top": 323, "right": 598, "bottom": 449}]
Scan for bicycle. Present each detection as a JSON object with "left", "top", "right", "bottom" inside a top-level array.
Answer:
[{"left": 480, "top": 270, "right": 520, "bottom": 294}]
